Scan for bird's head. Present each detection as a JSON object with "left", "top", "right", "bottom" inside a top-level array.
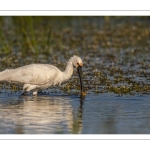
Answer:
[
  {"left": 72, "top": 55, "right": 83, "bottom": 68},
  {"left": 71, "top": 55, "right": 86, "bottom": 97}
]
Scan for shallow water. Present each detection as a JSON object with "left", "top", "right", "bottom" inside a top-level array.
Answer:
[{"left": 0, "top": 93, "right": 150, "bottom": 134}]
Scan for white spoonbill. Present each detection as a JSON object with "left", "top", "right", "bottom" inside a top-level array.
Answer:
[{"left": 0, "top": 55, "right": 85, "bottom": 96}]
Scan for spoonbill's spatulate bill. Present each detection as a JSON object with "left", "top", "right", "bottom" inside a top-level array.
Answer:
[{"left": 0, "top": 55, "right": 85, "bottom": 96}]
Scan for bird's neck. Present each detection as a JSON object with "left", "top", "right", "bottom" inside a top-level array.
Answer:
[{"left": 62, "top": 58, "right": 74, "bottom": 82}]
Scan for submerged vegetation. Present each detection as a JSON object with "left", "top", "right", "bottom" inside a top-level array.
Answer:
[{"left": 0, "top": 16, "right": 150, "bottom": 95}]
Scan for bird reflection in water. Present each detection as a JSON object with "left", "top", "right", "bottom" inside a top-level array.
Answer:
[
  {"left": 77, "top": 97, "right": 84, "bottom": 128},
  {"left": 0, "top": 94, "right": 85, "bottom": 134}
]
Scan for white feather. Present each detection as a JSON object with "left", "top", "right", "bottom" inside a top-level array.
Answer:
[{"left": 0, "top": 55, "right": 83, "bottom": 95}]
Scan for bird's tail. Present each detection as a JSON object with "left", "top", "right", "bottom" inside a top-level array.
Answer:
[{"left": 0, "top": 70, "right": 7, "bottom": 81}]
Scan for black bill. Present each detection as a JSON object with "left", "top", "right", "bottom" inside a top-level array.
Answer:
[{"left": 77, "top": 65, "right": 84, "bottom": 96}]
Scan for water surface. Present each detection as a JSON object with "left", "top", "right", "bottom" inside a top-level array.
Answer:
[{"left": 0, "top": 93, "right": 150, "bottom": 134}]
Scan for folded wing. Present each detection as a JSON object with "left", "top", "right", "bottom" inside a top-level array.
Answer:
[{"left": 0, "top": 64, "right": 58, "bottom": 85}]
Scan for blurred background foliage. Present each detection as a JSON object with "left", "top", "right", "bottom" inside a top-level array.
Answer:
[{"left": 0, "top": 16, "right": 149, "bottom": 57}]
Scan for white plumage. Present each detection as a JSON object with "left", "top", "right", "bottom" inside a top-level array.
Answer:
[{"left": 0, "top": 55, "right": 83, "bottom": 96}]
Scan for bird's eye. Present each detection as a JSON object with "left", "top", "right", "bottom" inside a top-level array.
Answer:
[{"left": 77, "top": 63, "right": 79, "bottom": 65}]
